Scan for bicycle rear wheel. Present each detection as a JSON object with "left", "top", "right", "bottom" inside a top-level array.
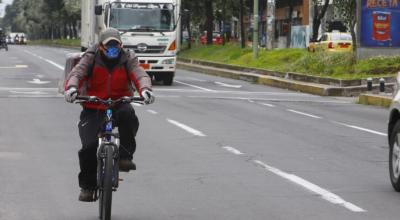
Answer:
[{"left": 99, "top": 145, "right": 114, "bottom": 220}]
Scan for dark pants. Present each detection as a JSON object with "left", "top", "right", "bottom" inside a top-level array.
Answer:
[{"left": 77, "top": 103, "right": 139, "bottom": 189}]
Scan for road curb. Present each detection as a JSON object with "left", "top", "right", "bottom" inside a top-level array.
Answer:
[
  {"left": 358, "top": 94, "right": 392, "bottom": 108},
  {"left": 177, "top": 61, "right": 395, "bottom": 97}
]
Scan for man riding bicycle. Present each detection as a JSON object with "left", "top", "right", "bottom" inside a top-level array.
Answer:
[{"left": 64, "top": 28, "right": 155, "bottom": 202}]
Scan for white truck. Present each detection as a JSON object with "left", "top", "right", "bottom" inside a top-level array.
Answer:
[{"left": 81, "top": 0, "right": 181, "bottom": 85}]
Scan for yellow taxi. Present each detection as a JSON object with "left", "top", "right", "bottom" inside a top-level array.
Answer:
[{"left": 308, "top": 32, "right": 353, "bottom": 52}]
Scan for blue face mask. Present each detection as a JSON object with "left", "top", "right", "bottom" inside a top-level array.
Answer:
[{"left": 105, "top": 46, "right": 120, "bottom": 59}]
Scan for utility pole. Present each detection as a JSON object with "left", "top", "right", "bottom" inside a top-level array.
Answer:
[{"left": 253, "top": 0, "right": 259, "bottom": 59}]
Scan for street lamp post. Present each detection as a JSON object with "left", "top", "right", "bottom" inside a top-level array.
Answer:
[{"left": 253, "top": 0, "right": 259, "bottom": 59}]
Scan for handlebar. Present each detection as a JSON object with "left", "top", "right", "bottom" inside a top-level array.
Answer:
[{"left": 75, "top": 96, "right": 145, "bottom": 106}]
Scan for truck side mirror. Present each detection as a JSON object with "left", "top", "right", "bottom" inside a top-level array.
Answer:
[{"left": 95, "top": 5, "right": 103, "bottom": 15}]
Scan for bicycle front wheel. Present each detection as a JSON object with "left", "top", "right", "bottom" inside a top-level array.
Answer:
[{"left": 100, "top": 145, "right": 114, "bottom": 220}]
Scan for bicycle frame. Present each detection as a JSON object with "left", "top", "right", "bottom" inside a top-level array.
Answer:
[{"left": 97, "top": 107, "right": 120, "bottom": 190}]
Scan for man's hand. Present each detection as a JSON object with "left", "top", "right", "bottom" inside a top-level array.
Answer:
[
  {"left": 141, "top": 89, "right": 155, "bottom": 104},
  {"left": 65, "top": 87, "right": 78, "bottom": 103}
]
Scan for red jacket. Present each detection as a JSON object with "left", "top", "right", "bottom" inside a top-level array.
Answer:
[{"left": 66, "top": 45, "right": 152, "bottom": 109}]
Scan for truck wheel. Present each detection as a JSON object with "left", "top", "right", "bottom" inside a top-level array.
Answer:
[
  {"left": 163, "top": 72, "right": 174, "bottom": 86},
  {"left": 390, "top": 120, "right": 400, "bottom": 191}
]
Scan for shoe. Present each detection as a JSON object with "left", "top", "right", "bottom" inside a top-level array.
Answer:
[
  {"left": 79, "top": 189, "right": 96, "bottom": 202},
  {"left": 119, "top": 159, "right": 136, "bottom": 172}
]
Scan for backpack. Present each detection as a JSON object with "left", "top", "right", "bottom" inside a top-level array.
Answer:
[{"left": 58, "top": 49, "right": 133, "bottom": 94}]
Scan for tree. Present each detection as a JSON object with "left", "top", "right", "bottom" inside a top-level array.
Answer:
[
  {"left": 334, "top": 0, "right": 357, "bottom": 54},
  {"left": 205, "top": 0, "right": 214, "bottom": 45},
  {"left": 311, "top": 0, "right": 330, "bottom": 42}
]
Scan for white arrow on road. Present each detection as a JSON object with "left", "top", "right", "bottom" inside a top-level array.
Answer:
[
  {"left": 28, "top": 78, "right": 51, "bottom": 85},
  {"left": 215, "top": 81, "right": 242, "bottom": 88}
]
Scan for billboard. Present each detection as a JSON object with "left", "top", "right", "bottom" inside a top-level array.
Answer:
[{"left": 361, "top": 0, "right": 400, "bottom": 47}]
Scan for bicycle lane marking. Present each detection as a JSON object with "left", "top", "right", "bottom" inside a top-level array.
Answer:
[
  {"left": 166, "top": 118, "right": 206, "bottom": 137},
  {"left": 221, "top": 146, "right": 366, "bottom": 212}
]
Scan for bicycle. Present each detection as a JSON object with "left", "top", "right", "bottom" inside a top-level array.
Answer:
[{"left": 75, "top": 95, "right": 144, "bottom": 220}]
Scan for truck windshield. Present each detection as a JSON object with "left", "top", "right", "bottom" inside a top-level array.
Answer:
[{"left": 109, "top": 3, "right": 175, "bottom": 32}]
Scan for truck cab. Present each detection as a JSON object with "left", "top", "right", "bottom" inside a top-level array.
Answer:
[{"left": 81, "top": 0, "right": 181, "bottom": 85}]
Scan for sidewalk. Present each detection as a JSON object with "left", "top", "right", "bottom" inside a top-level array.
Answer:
[{"left": 177, "top": 58, "right": 396, "bottom": 108}]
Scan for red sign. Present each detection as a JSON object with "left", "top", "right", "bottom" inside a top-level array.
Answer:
[{"left": 372, "top": 11, "right": 391, "bottom": 41}]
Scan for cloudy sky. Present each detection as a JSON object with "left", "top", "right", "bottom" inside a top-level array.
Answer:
[{"left": 0, "top": 0, "right": 14, "bottom": 17}]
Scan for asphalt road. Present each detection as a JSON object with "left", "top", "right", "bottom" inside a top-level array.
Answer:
[{"left": 0, "top": 45, "right": 397, "bottom": 220}]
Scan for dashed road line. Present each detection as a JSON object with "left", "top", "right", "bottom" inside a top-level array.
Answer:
[
  {"left": 287, "top": 109, "right": 322, "bottom": 119},
  {"left": 215, "top": 81, "right": 242, "bottom": 88},
  {"left": 222, "top": 146, "right": 244, "bottom": 155},
  {"left": 253, "top": 160, "right": 366, "bottom": 212},
  {"left": 166, "top": 119, "right": 206, "bottom": 137},
  {"left": 0, "top": 65, "right": 28, "bottom": 69},
  {"left": 260, "top": 102, "right": 276, "bottom": 107},
  {"left": 333, "top": 121, "right": 386, "bottom": 136},
  {"left": 175, "top": 80, "right": 215, "bottom": 92},
  {"left": 147, "top": 110, "right": 158, "bottom": 114},
  {"left": 24, "top": 50, "right": 64, "bottom": 70}
]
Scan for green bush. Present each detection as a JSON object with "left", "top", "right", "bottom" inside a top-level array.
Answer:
[{"left": 179, "top": 43, "right": 400, "bottom": 79}]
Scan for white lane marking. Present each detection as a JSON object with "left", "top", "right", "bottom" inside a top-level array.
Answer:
[
  {"left": 24, "top": 50, "right": 64, "bottom": 70},
  {"left": 0, "top": 87, "right": 57, "bottom": 91},
  {"left": 333, "top": 121, "right": 387, "bottom": 136},
  {"left": 260, "top": 102, "right": 276, "bottom": 107},
  {"left": 186, "top": 96, "right": 351, "bottom": 104},
  {"left": 182, "top": 77, "right": 207, "bottom": 82},
  {"left": 253, "top": 160, "right": 366, "bottom": 212},
  {"left": 0, "top": 65, "right": 28, "bottom": 69},
  {"left": 8, "top": 95, "right": 62, "bottom": 98},
  {"left": 166, "top": 119, "right": 206, "bottom": 137},
  {"left": 147, "top": 110, "right": 158, "bottom": 114},
  {"left": 175, "top": 80, "right": 215, "bottom": 92},
  {"left": 10, "top": 90, "right": 48, "bottom": 95},
  {"left": 215, "top": 81, "right": 242, "bottom": 88},
  {"left": 222, "top": 146, "right": 244, "bottom": 155},
  {"left": 27, "top": 78, "right": 51, "bottom": 85},
  {"left": 44, "top": 58, "right": 64, "bottom": 70},
  {"left": 287, "top": 109, "right": 322, "bottom": 119}
]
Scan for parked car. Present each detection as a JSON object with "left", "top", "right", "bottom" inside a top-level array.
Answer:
[
  {"left": 308, "top": 32, "right": 352, "bottom": 52},
  {"left": 200, "top": 31, "right": 223, "bottom": 45},
  {"left": 389, "top": 74, "right": 400, "bottom": 191}
]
